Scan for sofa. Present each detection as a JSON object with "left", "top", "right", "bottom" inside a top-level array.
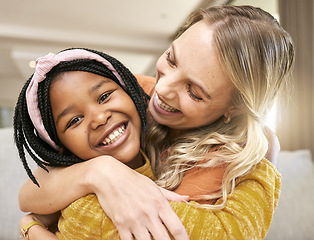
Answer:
[{"left": 1, "top": 127, "right": 314, "bottom": 240}]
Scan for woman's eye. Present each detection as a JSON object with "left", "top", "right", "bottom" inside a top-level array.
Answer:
[
  {"left": 187, "top": 84, "right": 203, "bottom": 101},
  {"left": 99, "top": 91, "right": 113, "bottom": 104},
  {"left": 67, "top": 116, "right": 83, "bottom": 129},
  {"left": 165, "top": 51, "right": 176, "bottom": 67}
]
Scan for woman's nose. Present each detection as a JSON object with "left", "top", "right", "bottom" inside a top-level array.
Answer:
[
  {"left": 90, "top": 109, "right": 111, "bottom": 130},
  {"left": 155, "top": 74, "right": 181, "bottom": 99}
]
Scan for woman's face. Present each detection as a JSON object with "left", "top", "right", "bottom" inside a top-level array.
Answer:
[
  {"left": 149, "top": 20, "right": 235, "bottom": 130},
  {"left": 50, "top": 71, "right": 142, "bottom": 168}
]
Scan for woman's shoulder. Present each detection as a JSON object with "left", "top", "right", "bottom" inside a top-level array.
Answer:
[
  {"left": 135, "top": 74, "right": 156, "bottom": 96},
  {"left": 246, "top": 158, "right": 281, "bottom": 180},
  {"left": 236, "top": 158, "right": 281, "bottom": 184},
  {"left": 235, "top": 158, "right": 281, "bottom": 202}
]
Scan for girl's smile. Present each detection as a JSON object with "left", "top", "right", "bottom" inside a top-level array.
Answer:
[
  {"left": 96, "top": 122, "right": 127, "bottom": 147},
  {"left": 50, "top": 71, "right": 142, "bottom": 168}
]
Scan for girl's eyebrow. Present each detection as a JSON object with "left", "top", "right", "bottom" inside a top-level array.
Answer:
[
  {"left": 56, "top": 105, "right": 74, "bottom": 126},
  {"left": 56, "top": 79, "right": 112, "bottom": 125},
  {"left": 89, "top": 79, "right": 111, "bottom": 94}
]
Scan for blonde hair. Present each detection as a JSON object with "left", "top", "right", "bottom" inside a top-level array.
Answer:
[{"left": 145, "top": 5, "right": 294, "bottom": 209}]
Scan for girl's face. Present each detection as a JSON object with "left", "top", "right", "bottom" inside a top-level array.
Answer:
[
  {"left": 149, "top": 21, "right": 235, "bottom": 131},
  {"left": 50, "top": 71, "right": 142, "bottom": 168}
]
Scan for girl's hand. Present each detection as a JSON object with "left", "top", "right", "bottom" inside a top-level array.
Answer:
[
  {"left": 87, "top": 156, "right": 190, "bottom": 240},
  {"left": 264, "top": 126, "right": 280, "bottom": 166},
  {"left": 19, "top": 213, "right": 59, "bottom": 240}
]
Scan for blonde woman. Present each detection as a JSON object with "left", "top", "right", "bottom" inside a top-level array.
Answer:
[{"left": 19, "top": 5, "right": 294, "bottom": 240}]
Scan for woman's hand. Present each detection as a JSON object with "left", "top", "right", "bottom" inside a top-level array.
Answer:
[
  {"left": 19, "top": 155, "right": 189, "bottom": 240},
  {"left": 87, "top": 156, "right": 190, "bottom": 240}
]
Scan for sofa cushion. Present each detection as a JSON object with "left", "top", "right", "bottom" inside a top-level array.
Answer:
[
  {"left": 266, "top": 150, "right": 314, "bottom": 239},
  {"left": 1, "top": 127, "right": 313, "bottom": 239},
  {"left": 0, "top": 127, "right": 36, "bottom": 240}
]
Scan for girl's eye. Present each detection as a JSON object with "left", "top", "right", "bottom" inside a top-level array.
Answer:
[
  {"left": 165, "top": 51, "right": 176, "bottom": 67},
  {"left": 99, "top": 91, "right": 113, "bottom": 104},
  {"left": 187, "top": 84, "right": 203, "bottom": 101},
  {"left": 66, "top": 116, "right": 83, "bottom": 129}
]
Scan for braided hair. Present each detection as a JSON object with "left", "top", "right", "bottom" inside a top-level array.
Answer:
[{"left": 14, "top": 48, "right": 149, "bottom": 186}]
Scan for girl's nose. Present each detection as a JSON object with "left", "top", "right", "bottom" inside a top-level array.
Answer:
[{"left": 90, "top": 109, "right": 112, "bottom": 130}]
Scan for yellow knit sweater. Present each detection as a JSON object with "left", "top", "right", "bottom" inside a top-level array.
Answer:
[{"left": 56, "top": 155, "right": 281, "bottom": 240}]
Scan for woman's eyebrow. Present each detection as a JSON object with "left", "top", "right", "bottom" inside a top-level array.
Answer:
[
  {"left": 172, "top": 42, "right": 211, "bottom": 99},
  {"left": 190, "top": 80, "right": 212, "bottom": 100},
  {"left": 171, "top": 44, "right": 177, "bottom": 62}
]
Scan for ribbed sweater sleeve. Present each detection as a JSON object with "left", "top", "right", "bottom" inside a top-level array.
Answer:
[
  {"left": 57, "top": 158, "right": 280, "bottom": 240},
  {"left": 170, "top": 158, "right": 281, "bottom": 240}
]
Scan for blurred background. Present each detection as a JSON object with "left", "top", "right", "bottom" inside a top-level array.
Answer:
[{"left": 0, "top": 0, "right": 313, "bottom": 154}]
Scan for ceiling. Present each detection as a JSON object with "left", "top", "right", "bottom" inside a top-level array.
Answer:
[
  {"left": 0, "top": 0, "right": 276, "bottom": 109},
  {"left": 0, "top": 0, "right": 222, "bottom": 108}
]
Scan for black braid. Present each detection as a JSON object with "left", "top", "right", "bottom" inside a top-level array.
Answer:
[{"left": 13, "top": 48, "right": 150, "bottom": 186}]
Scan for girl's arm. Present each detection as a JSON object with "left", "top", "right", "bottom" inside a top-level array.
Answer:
[
  {"left": 264, "top": 126, "right": 280, "bottom": 166},
  {"left": 19, "top": 156, "right": 189, "bottom": 240}
]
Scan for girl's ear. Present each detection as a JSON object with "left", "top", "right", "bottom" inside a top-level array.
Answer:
[
  {"left": 58, "top": 146, "right": 66, "bottom": 155},
  {"left": 58, "top": 145, "right": 73, "bottom": 156}
]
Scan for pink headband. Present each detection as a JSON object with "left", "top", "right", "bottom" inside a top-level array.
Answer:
[{"left": 26, "top": 49, "right": 125, "bottom": 150}]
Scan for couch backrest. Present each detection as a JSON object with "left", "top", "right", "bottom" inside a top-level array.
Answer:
[{"left": 0, "top": 127, "right": 36, "bottom": 240}]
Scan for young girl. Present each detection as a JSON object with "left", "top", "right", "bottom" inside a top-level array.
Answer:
[
  {"left": 16, "top": 48, "right": 189, "bottom": 240},
  {"left": 18, "top": 5, "right": 294, "bottom": 240}
]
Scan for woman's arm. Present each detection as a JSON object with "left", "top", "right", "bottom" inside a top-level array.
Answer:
[
  {"left": 170, "top": 158, "right": 281, "bottom": 239},
  {"left": 19, "top": 159, "right": 96, "bottom": 213},
  {"left": 58, "top": 158, "right": 280, "bottom": 239},
  {"left": 19, "top": 156, "right": 189, "bottom": 240}
]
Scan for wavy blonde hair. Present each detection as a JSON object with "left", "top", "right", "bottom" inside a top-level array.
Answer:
[{"left": 145, "top": 5, "right": 294, "bottom": 209}]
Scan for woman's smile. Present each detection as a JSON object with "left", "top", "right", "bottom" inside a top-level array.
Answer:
[
  {"left": 148, "top": 21, "right": 234, "bottom": 130},
  {"left": 152, "top": 93, "right": 181, "bottom": 115}
]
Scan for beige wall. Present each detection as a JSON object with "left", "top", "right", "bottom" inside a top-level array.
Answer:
[
  {"left": 277, "top": 0, "right": 314, "bottom": 155},
  {"left": 231, "top": 0, "right": 314, "bottom": 155},
  {"left": 231, "top": 0, "right": 278, "bottom": 19}
]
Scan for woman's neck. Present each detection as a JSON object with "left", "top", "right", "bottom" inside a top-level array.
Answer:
[{"left": 168, "top": 128, "right": 187, "bottom": 139}]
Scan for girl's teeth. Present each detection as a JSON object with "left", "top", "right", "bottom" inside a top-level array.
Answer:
[
  {"left": 102, "top": 126, "right": 125, "bottom": 146},
  {"left": 109, "top": 134, "right": 115, "bottom": 140}
]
